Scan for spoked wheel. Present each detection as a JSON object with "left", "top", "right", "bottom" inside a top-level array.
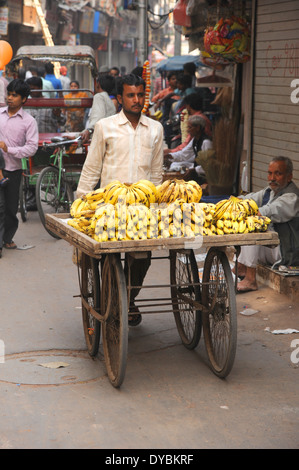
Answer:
[
  {"left": 101, "top": 254, "right": 128, "bottom": 388},
  {"left": 36, "top": 166, "right": 74, "bottom": 238},
  {"left": 170, "top": 249, "right": 202, "bottom": 350},
  {"left": 80, "top": 251, "right": 101, "bottom": 357},
  {"left": 19, "top": 173, "right": 28, "bottom": 222},
  {"left": 202, "top": 248, "right": 237, "bottom": 378}
]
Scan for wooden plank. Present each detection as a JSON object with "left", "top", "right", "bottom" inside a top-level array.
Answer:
[
  {"left": 45, "top": 214, "right": 279, "bottom": 257},
  {"left": 256, "top": 29, "right": 299, "bottom": 42},
  {"left": 253, "top": 109, "right": 298, "bottom": 125},
  {"left": 254, "top": 126, "right": 299, "bottom": 144},
  {"left": 252, "top": 142, "right": 299, "bottom": 159},
  {"left": 256, "top": 19, "right": 299, "bottom": 32},
  {"left": 254, "top": 93, "right": 296, "bottom": 106},
  {"left": 255, "top": 76, "right": 299, "bottom": 88},
  {"left": 257, "top": 9, "right": 299, "bottom": 24},
  {"left": 253, "top": 101, "right": 297, "bottom": 115},
  {"left": 258, "top": 0, "right": 297, "bottom": 6},
  {"left": 253, "top": 118, "right": 299, "bottom": 135},
  {"left": 253, "top": 135, "right": 299, "bottom": 153}
]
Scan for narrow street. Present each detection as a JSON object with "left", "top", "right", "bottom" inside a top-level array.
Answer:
[{"left": 0, "top": 210, "right": 298, "bottom": 449}]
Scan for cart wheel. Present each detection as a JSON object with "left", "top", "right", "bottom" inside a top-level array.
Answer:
[
  {"left": 80, "top": 252, "right": 101, "bottom": 357},
  {"left": 36, "top": 166, "right": 74, "bottom": 238},
  {"left": 101, "top": 254, "right": 128, "bottom": 388},
  {"left": 170, "top": 249, "right": 202, "bottom": 350},
  {"left": 202, "top": 248, "right": 237, "bottom": 378}
]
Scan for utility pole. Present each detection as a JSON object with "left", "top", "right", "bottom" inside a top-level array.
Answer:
[{"left": 137, "top": 0, "right": 148, "bottom": 65}]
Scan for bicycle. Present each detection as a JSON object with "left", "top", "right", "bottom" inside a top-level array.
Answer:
[
  {"left": 19, "top": 156, "right": 39, "bottom": 222},
  {"left": 35, "top": 135, "right": 83, "bottom": 238}
]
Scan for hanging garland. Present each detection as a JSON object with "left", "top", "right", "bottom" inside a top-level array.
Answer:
[{"left": 142, "top": 60, "right": 151, "bottom": 114}]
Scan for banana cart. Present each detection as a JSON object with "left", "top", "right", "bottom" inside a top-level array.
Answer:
[{"left": 45, "top": 213, "right": 279, "bottom": 388}]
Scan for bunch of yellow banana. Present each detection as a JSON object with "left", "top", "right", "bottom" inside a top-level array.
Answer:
[
  {"left": 211, "top": 195, "right": 271, "bottom": 234},
  {"left": 246, "top": 215, "right": 271, "bottom": 232},
  {"left": 69, "top": 198, "right": 207, "bottom": 242},
  {"left": 156, "top": 179, "right": 202, "bottom": 204},
  {"left": 157, "top": 199, "right": 205, "bottom": 238},
  {"left": 67, "top": 214, "right": 96, "bottom": 237},
  {"left": 102, "top": 179, "right": 157, "bottom": 207},
  {"left": 213, "top": 195, "right": 259, "bottom": 221},
  {"left": 70, "top": 188, "right": 105, "bottom": 217}
]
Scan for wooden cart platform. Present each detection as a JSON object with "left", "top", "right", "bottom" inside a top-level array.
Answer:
[{"left": 45, "top": 213, "right": 280, "bottom": 257}]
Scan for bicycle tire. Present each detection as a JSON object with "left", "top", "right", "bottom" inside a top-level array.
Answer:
[
  {"left": 36, "top": 166, "right": 74, "bottom": 238},
  {"left": 19, "top": 174, "right": 28, "bottom": 222}
]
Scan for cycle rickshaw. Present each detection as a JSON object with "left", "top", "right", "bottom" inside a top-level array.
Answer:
[{"left": 10, "top": 45, "right": 98, "bottom": 228}]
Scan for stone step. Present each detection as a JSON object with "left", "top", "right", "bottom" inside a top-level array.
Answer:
[{"left": 257, "top": 264, "right": 299, "bottom": 301}]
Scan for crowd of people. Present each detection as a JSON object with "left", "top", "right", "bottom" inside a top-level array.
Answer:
[{"left": 0, "top": 59, "right": 298, "bottom": 306}]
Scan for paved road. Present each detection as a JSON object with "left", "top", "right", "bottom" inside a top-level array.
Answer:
[{"left": 0, "top": 210, "right": 298, "bottom": 449}]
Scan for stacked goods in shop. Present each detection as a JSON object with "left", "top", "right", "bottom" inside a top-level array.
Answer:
[{"left": 68, "top": 180, "right": 271, "bottom": 242}]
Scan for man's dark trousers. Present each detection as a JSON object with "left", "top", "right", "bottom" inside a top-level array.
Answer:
[{"left": 0, "top": 169, "right": 22, "bottom": 246}]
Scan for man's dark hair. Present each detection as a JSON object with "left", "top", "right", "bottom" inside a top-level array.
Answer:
[
  {"left": 116, "top": 74, "right": 145, "bottom": 96},
  {"left": 183, "top": 62, "right": 196, "bottom": 75},
  {"left": 110, "top": 66, "right": 120, "bottom": 74},
  {"left": 45, "top": 62, "right": 54, "bottom": 74},
  {"left": 37, "top": 66, "right": 46, "bottom": 77},
  {"left": 177, "top": 72, "right": 192, "bottom": 89},
  {"left": 7, "top": 79, "right": 31, "bottom": 99},
  {"left": 131, "top": 66, "right": 144, "bottom": 77},
  {"left": 98, "top": 74, "right": 116, "bottom": 94},
  {"left": 26, "top": 76, "right": 43, "bottom": 89},
  {"left": 271, "top": 156, "right": 293, "bottom": 174},
  {"left": 167, "top": 71, "right": 177, "bottom": 81},
  {"left": 183, "top": 92, "right": 203, "bottom": 111}
]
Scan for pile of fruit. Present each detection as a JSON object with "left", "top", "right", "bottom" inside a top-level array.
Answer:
[
  {"left": 202, "top": 196, "right": 271, "bottom": 236},
  {"left": 67, "top": 179, "right": 271, "bottom": 242}
]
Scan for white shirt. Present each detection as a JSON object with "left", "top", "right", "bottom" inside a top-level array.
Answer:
[
  {"left": 87, "top": 91, "right": 116, "bottom": 130},
  {"left": 169, "top": 137, "right": 213, "bottom": 174},
  {"left": 77, "top": 109, "right": 164, "bottom": 197}
]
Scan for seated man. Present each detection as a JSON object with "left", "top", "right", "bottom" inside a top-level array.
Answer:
[
  {"left": 236, "top": 156, "right": 299, "bottom": 292},
  {"left": 164, "top": 114, "right": 212, "bottom": 184}
]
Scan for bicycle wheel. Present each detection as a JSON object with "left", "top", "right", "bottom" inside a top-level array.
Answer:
[
  {"left": 101, "top": 254, "right": 128, "bottom": 388},
  {"left": 202, "top": 248, "right": 237, "bottom": 378},
  {"left": 19, "top": 173, "right": 28, "bottom": 222},
  {"left": 80, "top": 252, "right": 101, "bottom": 357},
  {"left": 36, "top": 166, "right": 74, "bottom": 238},
  {"left": 170, "top": 249, "right": 202, "bottom": 350}
]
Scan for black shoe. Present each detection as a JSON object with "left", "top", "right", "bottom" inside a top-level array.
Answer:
[{"left": 128, "top": 303, "right": 142, "bottom": 326}]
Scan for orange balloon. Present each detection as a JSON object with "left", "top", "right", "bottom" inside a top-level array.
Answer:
[{"left": 0, "top": 41, "right": 13, "bottom": 69}]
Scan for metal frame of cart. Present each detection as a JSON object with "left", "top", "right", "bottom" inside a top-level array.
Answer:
[{"left": 46, "top": 213, "right": 280, "bottom": 388}]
